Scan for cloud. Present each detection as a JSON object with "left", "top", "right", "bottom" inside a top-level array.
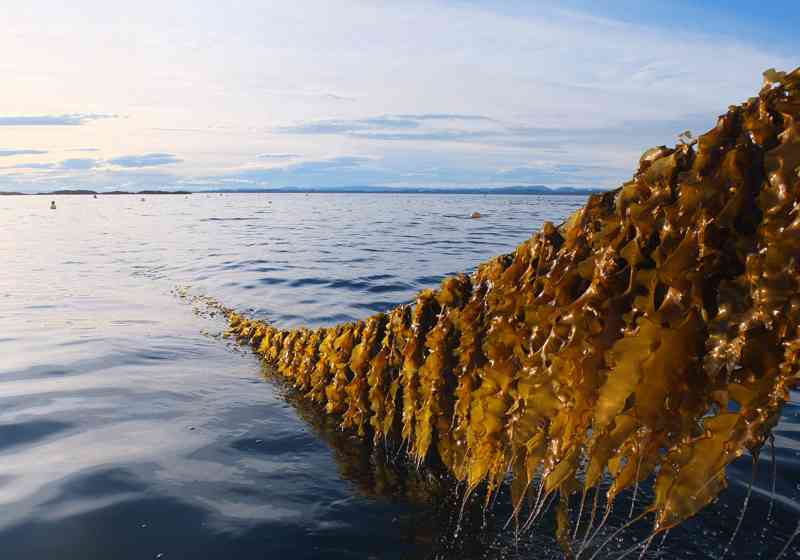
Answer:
[
  {"left": 279, "top": 114, "right": 499, "bottom": 136},
  {"left": 351, "top": 129, "right": 499, "bottom": 142},
  {"left": 278, "top": 115, "right": 428, "bottom": 135},
  {"left": 5, "top": 162, "right": 56, "bottom": 170},
  {"left": 256, "top": 153, "right": 302, "bottom": 160},
  {"left": 60, "top": 158, "right": 100, "bottom": 170},
  {"left": 108, "top": 153, "right": 182, "bottom": 167},
  {"left": 275, "top": 108, "right": 717, "bottom": 158},
  {"left": 0, "top": 149, "right": 48, "bottom": 157},
  {"left": 277, "top": 120, "right": 368, "bottom": 135},
  {"left": 2, "top": 158, "right": 99, "bottom": 170},
  {"left": 284, "top": 156, "right": 373, "bottom": 173},
  {"left": 274, "top": 112, "right": 601, "bottom": 148},
  {"left": 394, "top": 114, "right": 497, "bottom": 122},
  {"left": 195, "top": 151, "right": 628, "bottom": 190},
  {"left": 65, "top": 147, "right": 100, "bottom": 153},
  {"left": 211, "top": 156, "right": 378, "bottom": 187},
  {"left": 0, "top": 114, "right": 116, "bottom": 126},
  {"left": 276, "top": 113, "right": 525, "bottom": 146},
  {"left": 271, "top": 114, "right": 548, "bottom": 149},
  {"left": 0, "top": 152, "right": 182, "bottom": 174}
]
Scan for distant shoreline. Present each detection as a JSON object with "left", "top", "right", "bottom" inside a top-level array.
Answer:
[
  {"left": 0, "top": 190, "right": 192, "bottom": 196},
  {"left": 0, "top": 185, "right": 604, "bottom": 196}
]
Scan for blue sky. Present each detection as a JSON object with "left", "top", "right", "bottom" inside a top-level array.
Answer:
[{"left": 1, "top": 0, "right": 796, "bottom": 192}]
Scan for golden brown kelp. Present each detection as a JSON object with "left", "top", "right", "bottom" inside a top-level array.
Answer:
[{"left": 226, "top": 68, "right": 800, "bottom": 550}]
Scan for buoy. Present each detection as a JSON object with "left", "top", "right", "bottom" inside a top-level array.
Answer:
[
  {"left": 50, "top": 201, "right": 56, "bottom": 210},
  {"left": 470, "top": 211, "right": 482, "bottom": 219}
]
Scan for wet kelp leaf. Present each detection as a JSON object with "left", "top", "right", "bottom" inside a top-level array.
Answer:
[{"left": 226, "top": 67, "right": 800, "bottom": 549}]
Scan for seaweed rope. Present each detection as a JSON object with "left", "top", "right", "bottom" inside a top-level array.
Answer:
[{"left": 223, "top": 67, "right": 800, "bottom": 550}]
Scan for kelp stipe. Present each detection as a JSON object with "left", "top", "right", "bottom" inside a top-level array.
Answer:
[{"left": 224, "top": 67, "right": 800, "bottom": 552}]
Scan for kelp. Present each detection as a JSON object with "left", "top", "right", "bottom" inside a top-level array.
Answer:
[{"left": 225, "top": 68, "right": 800, "bottom": 551}]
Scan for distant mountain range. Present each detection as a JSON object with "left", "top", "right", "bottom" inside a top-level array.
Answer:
[{"left": 1, "top": 185, "right": 604, "bottom": 196}]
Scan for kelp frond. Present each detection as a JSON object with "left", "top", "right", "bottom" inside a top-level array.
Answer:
[{"left": 225, "top": 67, "right": 800, "bottom": 546}]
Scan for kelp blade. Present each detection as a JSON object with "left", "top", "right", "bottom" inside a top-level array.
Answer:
[{"left": 226, "top": 67, "right": 800, "bottom": 544}]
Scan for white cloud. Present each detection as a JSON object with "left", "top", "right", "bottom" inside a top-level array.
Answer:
[
  {"left": 0, "top": 114, "right": 115, "bottom": 126},
  {"left": 0, "top": 149, "right": 48, "bottom": 157},
  {"left": 108, "top": 153, "right": 182, "bottom": 168},
  {"left": 256, "top": 153, "right": 301, "bottom": 160}
]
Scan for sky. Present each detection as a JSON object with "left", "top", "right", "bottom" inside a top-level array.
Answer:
[{"left": 1, "top": 0, "right": 797, "bottom": 193}]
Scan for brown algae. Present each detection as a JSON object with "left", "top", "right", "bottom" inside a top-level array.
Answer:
[{"left": 225, "top": 68, "right": 800, "bottom": 548}]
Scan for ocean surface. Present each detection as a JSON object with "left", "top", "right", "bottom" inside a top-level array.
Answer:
[{"left": 1, "top": 193, "right": 798, "bottom": 560}]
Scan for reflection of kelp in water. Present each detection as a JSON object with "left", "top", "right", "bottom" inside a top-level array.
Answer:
[
  {"left": 261, "top": 363, "right": 573, "bottom": 558},
  {"left": 267, "top": 362, "right": 452, "bottom": 506},
  {"left": 226, "top": 68, "right": 800, "bottom": 556}
]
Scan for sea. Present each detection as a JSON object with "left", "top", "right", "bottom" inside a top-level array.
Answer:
[{"left": 1, "top": 193, "right": 798, "bottom": 559}]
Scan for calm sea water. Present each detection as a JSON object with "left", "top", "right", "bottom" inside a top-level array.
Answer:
[{"left": 1, "top": 193, "right": 797, "bottom": 559}]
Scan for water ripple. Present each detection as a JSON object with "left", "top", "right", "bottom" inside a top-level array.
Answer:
[{"left": 0, "top": 193, "right": 796, "bottom": 559}]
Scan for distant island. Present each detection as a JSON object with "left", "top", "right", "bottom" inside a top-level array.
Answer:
[
  {"left": 0, "top": 185, "right": 603, "bottom": 196},
  {"left": 0, "top": 189, "right": 192, "bottom": 196}
]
